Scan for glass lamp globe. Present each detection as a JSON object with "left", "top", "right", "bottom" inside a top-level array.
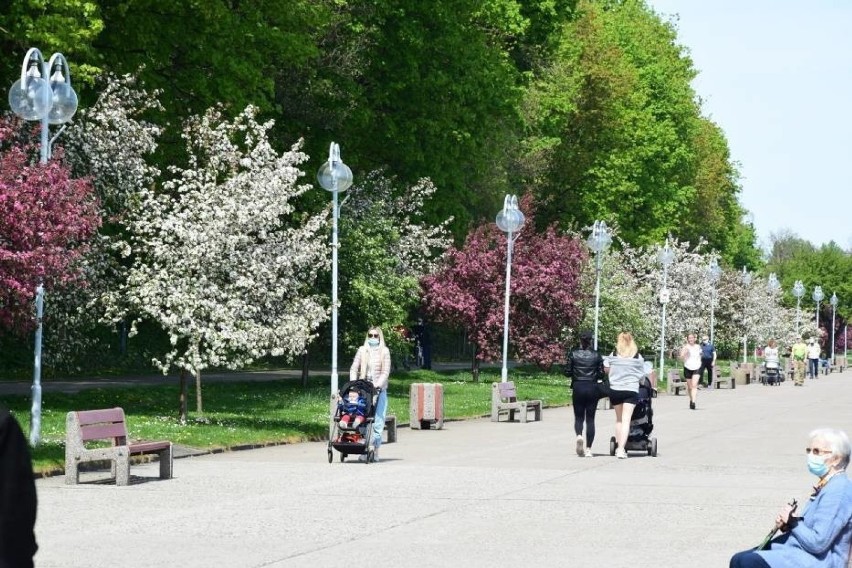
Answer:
[
  {"left": 496, "top": 196, "right": 524, "bottom": 233},
  {"left": 9, "top": 71, "right": 52, "bottom": 121},
  {"left": 317, "top": 160, "right": 353, "bottom": 193},
  {"left": 47, "top": 71, "right": 78, "bottom": 124}
]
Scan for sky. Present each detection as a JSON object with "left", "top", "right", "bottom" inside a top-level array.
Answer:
[{"left": 646, "top": 0, "right": 852, "bottom": 252}]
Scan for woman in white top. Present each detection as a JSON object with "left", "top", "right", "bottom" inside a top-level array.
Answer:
[
  {"left": 680, "top": 333, "right": 702, "bottom": 410},
  {"left": 603, "top": 332, "right": 646, "bottom": 459},
  {"left": 763, "top": 338, "right": 780, "bottom": 385},
  {"left": 349, "top": 326, "right": 392, "bottom": 462}
]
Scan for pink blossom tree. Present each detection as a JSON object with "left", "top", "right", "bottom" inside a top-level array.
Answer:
[
  {"left": 421, "top": 198, "right": 586, "bottom": 379},
  {"left": 0, "top": 115, "right": 100, "bottom": 333}
]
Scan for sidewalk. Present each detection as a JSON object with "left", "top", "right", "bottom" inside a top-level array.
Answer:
[{"left": 31, "top": 370, "right": 852, "bottom": 567}]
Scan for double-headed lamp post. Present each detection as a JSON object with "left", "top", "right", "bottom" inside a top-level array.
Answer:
[
  {"left": 707, "top": 258, "right": 722, "bottom": 344},
  {"left": 741, "top": 267, "right": 752, "bottom": 363},
  {"left": 9, "top": 48, "right": 78, "bottom": 447},
  {"left": 813, "top": 286, "right": 824, "bottom": 338},
  {"left": 496, "top": 195, "right": 525, "bottom": 383},
  {"left": 317, "top": 142, "right": 353, "bottom": 397},
  {"left": 830, "top": 293, "right": 838, "bottom": 360},
  {"left": 793, "top": 280, "right": 806, "bottom": 334},
  {"left": 657, "top": 240, "right": 675, "bottom": 385},
  {"left": 586, "top": 220, "right": 612, "bottom": 351}
]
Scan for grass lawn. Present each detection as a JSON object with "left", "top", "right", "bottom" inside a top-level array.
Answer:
[{"left": 4, "top": 366, "right": 570, "bottom": 475}]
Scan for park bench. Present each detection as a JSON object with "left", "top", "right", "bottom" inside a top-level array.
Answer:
[
  {"left": 835, "top": 356, "right": 847, "bottom": 373},
  {"left": 667, "top": 370, "right": 687, "bottom": 395},
  {"left": 65, "top": 407, "right": 173, "bottom": 486},
  {"left": 491, "top": 381, "right": 542, "bottom": 423},
  {"left": 383, "top": 414, "right": 397, "bottom": 443},
  {"left": 713, "top": 366, "right": 735, "bottom": 389}
]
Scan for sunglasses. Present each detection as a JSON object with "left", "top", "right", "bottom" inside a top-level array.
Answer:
[
  {"left": 368, "top": 333, "right": 379, "bottom": 338},
  {"left": 805, "top": 447, "right": 833, "bottom": 456}
]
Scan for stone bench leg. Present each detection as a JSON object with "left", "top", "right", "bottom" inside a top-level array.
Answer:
[
  {"left": 115, "top": 449, "right": 130, "bottom": 486},
  {"left": 159, "top": 446, "right": 173, "bottom": 479}
]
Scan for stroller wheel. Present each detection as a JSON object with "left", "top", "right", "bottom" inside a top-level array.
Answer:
[
  {"left": 366, "top": 449, "right": 375, "bottom": 464},
  {"left": 327, "top": 449, "right": 333, "bottom": 464},
  {"left": 650, "top": 438, "right": 658, "bottom": 457},
  {"left": 609, "top": 437, "right": 616, "bottom": 456},
  {"left": 340, "top": 453, "right": 346, "bottom": 462}
]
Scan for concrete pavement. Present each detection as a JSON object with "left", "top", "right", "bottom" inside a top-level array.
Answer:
[{"left": 32, "top": 371, "right": 852, "bottom": 568}]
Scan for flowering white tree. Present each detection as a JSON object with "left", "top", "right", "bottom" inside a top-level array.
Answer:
[{"left": 112, "top": 106, "right": 328, "bottom": 419}]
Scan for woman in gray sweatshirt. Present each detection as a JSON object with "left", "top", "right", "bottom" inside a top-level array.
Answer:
[{"left": 604, "top": 332, "right": 646, "bottom": 459}]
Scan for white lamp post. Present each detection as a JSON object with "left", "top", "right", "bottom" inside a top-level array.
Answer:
[
  {"left": 741, "top": 267, "right": 752, "bottom": 363},
  {"left": 813, "top": 286, "right": 824, "bottom": 338},
  {"left": 496, "top": 195, "right": 525, "bottom": 383},
  {"left": 707, "top": 258, "right": 722, "bottom": 345},
  {"left": 793, "top": 280, "right": 805, "bottom": 334},
  {"left": 586, "top": 220, "right": 612, "bottom": 351},
  {"left": 9, "top": 48, "right": 78, "bottom": 447},
  {"left": 657, "top": 239, "right": 675, "bottom": 384},
  {"left": 317, "top": 142, "right": 353, "bottom": 396},
  {"left": 830, "top": 293, "right": 837, "bottom": 360}
]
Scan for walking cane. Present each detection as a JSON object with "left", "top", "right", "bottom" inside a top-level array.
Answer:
[{"left": 757, "top": 499, "right": 797, "bottom": 550}]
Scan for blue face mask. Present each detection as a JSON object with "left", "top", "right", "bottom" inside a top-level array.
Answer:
[
  {"left": 807, "top": 454, "right": 830, "bottom": 477},
  {"left": 368, "top": 338, "right": 379, "bottom": 347}
]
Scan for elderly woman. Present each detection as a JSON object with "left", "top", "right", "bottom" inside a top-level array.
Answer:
[{"left": 730, "top": 427, "right": 852, "bottom": 568}]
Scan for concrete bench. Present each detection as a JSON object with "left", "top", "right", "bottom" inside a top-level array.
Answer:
[
  {"left": 713, "top": 366, "right": 736, "bottom": 389},
  {"left": 835, "top": 357, "right": 847, "bottom": 373},
  {"left": 667, "top": 370, "right": 687, "bottom": 395},
  {"left": 65, "top": 407, "right": 172, "bottom": 486},
  {"left": 383, "top": 414, "right": 397, "bottom": 444},
  {"left": 491, "top": 381, "right": 542, "bottom": 423}
]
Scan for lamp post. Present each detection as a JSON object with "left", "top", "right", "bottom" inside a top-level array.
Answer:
[
  {"left": 9, "top": 48, "right": 78, "bottom": 446},
  {"left": 741, "top": 267, "right": 752, "bottom": 363},
  {"left": 496, "top": 195, "right": 525, "bottom": 383},
  {"left": 586, "top": 220, "right": 612, "bottom": 351},
  {"left": 657, "top": 239, "right": 675, "bottom": 385},
  {"left": 793, "top": 280, "right": 805, "bottom": 334},
  {"left": 706, "top": 258, "right": 722, "bottom": 345},
  {"left": 829, "top": 293, "right": 837, "bottom": 360},
  {"left": 317, "top": 142, "right": 353, "bottom": 397},
  {"left": 813, "top": 286, "right": 824, "bottom": 338}
]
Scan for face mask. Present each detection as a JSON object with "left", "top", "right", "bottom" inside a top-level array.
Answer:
[
  {"left": 368, "top": 338, "right": 379, "bottom": 347},
  {"left": 807, "top": 454, "right": 830, "bottom": 477}
]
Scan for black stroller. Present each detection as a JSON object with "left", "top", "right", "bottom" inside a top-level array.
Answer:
[
  {"left": 327, "top": 379, "right": 378, "bottom": 464},
  {"left": 610, "top": 376, "right": 658, "bottom": 457},
  {"left": 762, "top": 364, "right": 781, "bottom": 386}
]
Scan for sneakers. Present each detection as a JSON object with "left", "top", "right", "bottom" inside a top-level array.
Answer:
[
  {"left": 689, "top": 401, "right": 696, "bottom": 410},
  {"left": 615, "top": 449, "right": 627, "bottom": 459},
  {"left": 584, "top": 448, "right": 593, "bottom": 458},
  {"left": 339, "top": 419, "right": 349, "bottom": 429},
  {"left": 575, "top": 435, "right": 585, "bottom": 457}
]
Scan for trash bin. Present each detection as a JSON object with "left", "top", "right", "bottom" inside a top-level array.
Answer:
[{"left": 409, "top": 383, "right": 444, "bottom": 430}]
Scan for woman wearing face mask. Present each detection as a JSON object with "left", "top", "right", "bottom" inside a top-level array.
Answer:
[
  {"left": 729, "top": 427, "right": 852, "bottom": 568},
  {"left": 349, "top": 327, "right": 392, "bottom": 462}
]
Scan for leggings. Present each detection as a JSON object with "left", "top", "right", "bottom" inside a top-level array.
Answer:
[{"left": 572, "top": 381, "right": 600, "bottom": 447}]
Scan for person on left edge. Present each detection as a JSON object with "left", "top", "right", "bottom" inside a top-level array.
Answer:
[
  {"left": 729, "top": 427, "right": 852, "bottom": 568},
  {"left": 680, "top": 333, "right": 702, "bottom": 410},
  {"left": 0, "top": 406, "right": 38, "bottom": 568},
  {"left": 564, "top": 330, "right": 605, "bottom": 458},
  {"left": 350, "top": 327, "right": 392, "bottom": 462}
]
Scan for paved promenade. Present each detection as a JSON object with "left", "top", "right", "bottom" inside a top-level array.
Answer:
[{"left": 33, "top": 370, "right": 852, "bottom": 568}]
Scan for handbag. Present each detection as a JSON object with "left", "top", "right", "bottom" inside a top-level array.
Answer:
[{"left": 596, "top": 376, "right": 610, "bottom": 399}]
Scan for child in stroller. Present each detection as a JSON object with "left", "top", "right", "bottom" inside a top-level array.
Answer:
[
  {"left": 338, "top": 388, "right": 367, "bottom": 430},
  {"left": 327, "top": 379, "right": 378, "bottom": 463}
]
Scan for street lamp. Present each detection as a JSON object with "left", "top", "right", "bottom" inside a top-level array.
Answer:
[
  {"left": 793, "top": 280, "right": 806, "bottom": 334},
  {"left": 496, "top": 195, "right": 525, "bottom": 383},
  {"left": 741, "top": 267, "right": 752, "bottom": 363},
  {"left": 9, "top": 48, "right": 78, "bottom": 447},
  {"left": 657, "top": 239, "right": 675, "bottom": 385},
  {"left": 317, "top": 142, "right": 353, "bottom": 397},
  {"left": 813, "top": 286, "right": 824, "bottom": 338},
  {"left": 586, "top": 220, "right": 612, "bottom": 351},
  {"left": 706, "top": 258, "right": 722, "bottom": 344},
  {"left": 830, "top": 293, "right": 838, "bottom": 360}
]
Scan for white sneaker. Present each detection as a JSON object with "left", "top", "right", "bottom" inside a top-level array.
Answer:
[
  {"left": 575, "top": 435, "right": 585, "bottom": 457},
  {"left": 357, "top": 453, "right": 368, "bottom": 462},
  {"left": 615, "top": 449, "right": 628, "bottom": 459},
  {"left": 373, "top": 449, "right": 380, "bottom": 463},
  {"left": 584, "top": 448, "right": 593, "bottom": 458}
]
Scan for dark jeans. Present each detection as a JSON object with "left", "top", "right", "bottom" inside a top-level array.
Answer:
[
  {"left": 808, "top": 358, "right": 819, "bottom": 378},
  {"left": 700, "top": 358, "right": 714, "bottom": 386},
  {"left": 572, "top": 381, "right": 599, "bottom": 447},
  {"left": 729, "top": 550, "right": 770, "bottom": 568}
]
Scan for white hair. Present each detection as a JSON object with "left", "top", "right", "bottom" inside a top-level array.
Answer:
[{"left": 809, "top": 428, "right": 851, "bottom": 470}]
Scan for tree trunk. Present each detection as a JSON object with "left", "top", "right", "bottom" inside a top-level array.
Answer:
[
  {"left": 301, "top": 348, "right": 310, "bottom": 388},
  {"left": 195, "top": 369, "right": 203, "bottom": 415},
  {"left": 178, "top": 369, "right": 188, "bottom": 424},
  {"left": 471, "top": 344, "right": 480, "bottom": 383}
]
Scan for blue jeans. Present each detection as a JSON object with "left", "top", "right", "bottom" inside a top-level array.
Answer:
[
  {"left": 371, "top": 389, "right": 388, "bottom": 450},
  {"left": 808, "top": 358, "right": 819, "bottom": 378}
]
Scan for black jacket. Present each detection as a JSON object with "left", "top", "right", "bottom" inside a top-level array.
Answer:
[
  {"left": 564, "top": 348, "right": 604, "bottom": 384},
  {"left": 0, "top": 407, "right": 37, "bottom": 568}
]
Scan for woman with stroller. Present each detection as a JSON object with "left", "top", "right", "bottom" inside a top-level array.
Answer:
[
  {"left": 349, "top": 327, "right": 391, "bottom": 462},
  {"left": 564, "top": 330, "right": 605, "bottom": 458},
  {"left": 729, "top": 427, "right": 852, "bottom": 567},
  {"left": 763, "top": 339, "right": 780, "bottom": 385},
  {"left": 603, "top": 332, "right": 645, "bottom": 459}
]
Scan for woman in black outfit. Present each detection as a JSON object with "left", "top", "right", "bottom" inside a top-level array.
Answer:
[{"left": 564, "top": 331, "right": 605, "bottom": 457}]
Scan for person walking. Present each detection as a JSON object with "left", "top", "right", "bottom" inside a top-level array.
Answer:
[
  {"left": 603, "top": 332, "right": 645, "bottom": 459},
  {"left": 791, "top": 337, "right": 807, "bottom": 386},
  {"left": 564, "top": 330, "right": 605, "bottom": 458},
  {"left": 699, "top": 335, "right": 716, "bottom": 388},
  {"left": 806, "top": 338, "right": 821, "bottom": 380},
  {"left": 680, "top": 333, "right": 702, "bottom": 410},
  {"left": 0, "top": 406, "right": 38, "bottom": 568},
  {"left": 349, "top": 327, "right": 392, "bottom": 462}
]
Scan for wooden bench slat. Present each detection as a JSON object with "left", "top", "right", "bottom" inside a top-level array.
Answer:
[
  {"left": 129, "top": 441, "right": 171, "bottom": 454},
  {"left": 79, "top": 423, "right": 128, "bottom": 442},
  {"left": 77, "top": 408, "right": 126, "bottom": 425}
]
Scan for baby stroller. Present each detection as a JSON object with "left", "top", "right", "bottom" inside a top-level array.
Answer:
[
  {"left": 610, "top": 375, "right": 658, "bottom": 457},
  {"left": 327, "top": 379, "right": 378, "bottom": 464},
  {"left": 763, "top": 364, "right": 781, "bottom": 386}
]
